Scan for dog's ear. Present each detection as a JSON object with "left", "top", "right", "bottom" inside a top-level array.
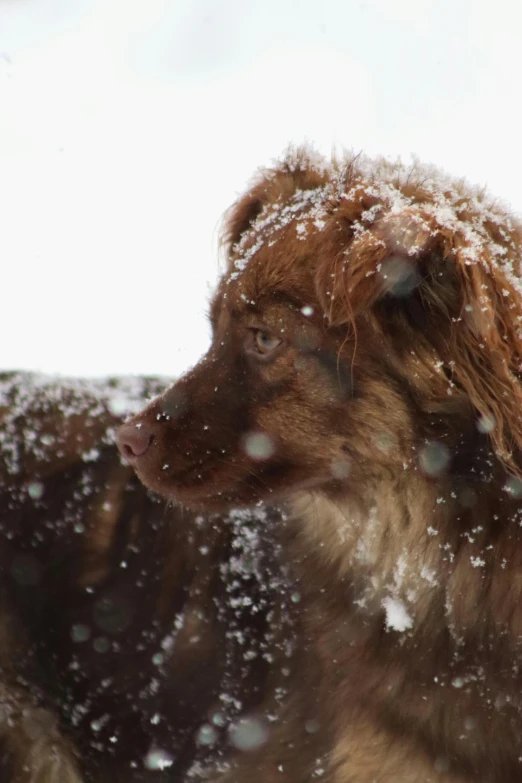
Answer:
[
  {"left": 221, "top": 179, "right": 268, "bottom": 256},
  {"left": 315, "top": 207, "right": 462, "bottom": 324},
  {"left": 222, "top": 150, "right": 329, "bottom": 255},
  {"left": 315, "top": 204, "right": 522, "bottom": 468}
]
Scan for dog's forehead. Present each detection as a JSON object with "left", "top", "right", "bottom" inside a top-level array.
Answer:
[
  {"left": 222, "top": 245, "right": 317, "bottom": 315},
  {"left": 232, "top": 184, "right": 332, "bottom": 267},
  {"left": 222, "top": 187, "right": 333, "bottom": 308}
]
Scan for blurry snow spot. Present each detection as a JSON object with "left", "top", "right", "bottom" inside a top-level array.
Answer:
[
  {"left": 71, "top": 624, "right": 91, "bottom": 643},
  {"left": 11, "top": 554, "right": 42, "bottom": 586},
  {"left": 70, "top": 702, "right": 89, "bottom": 728},
  {"left": 434, "top": 757, "right": 450, "bottom": 773},
  {"left": 301, "top": 305, "right": 314, "bottom": 317},
  {"left": 290, "top": 592, "right": 301, "bottom": 604},
  {"left": 476, "top": 414, "right": 495, "bottom": 434},
  {"left": 162, "top": 388, "right": 187, "bottom": 420},
  {"left": 196, "top": 723, "right": 218, "bottom": 746},
  {"left": 90, "top": 715, "right": 109, "bottom": 733},
  {"left": 93, "top": 636, "right": 110, "bottom": 653},
  {"left": 41, "top": 434, "right": 54, "bottom": 446},
  {"left": 82, "top": 448, "right": 100, "bottom": 462},
  {"left": 374, "top": 434, "right": 394, "bottom": 453},
  {"left": 93, "top": 595, "right": 132, "bottom": 634},
  {"left": 451, "top": 677, "right": 464, "bottom": 689},
  {"left": 470, "top": 556, "right": 485, "bottom": 568},
  {"left": 27, "top": 481, "right": 44, "bottom": 500},
  {"left": 150, "top": 714, "right": 161, "bottom": 726},
  {"left": 504, "top": 476, "right": 522, "bottom": 498},
  {"left": 152, "top": 652, "right": 164, "bottom": 666},
  {"left": 212, "top": 712, "right": 226, "bottom": 728},
  {"left": 464, "top": 716, "right": 476, "bottom": 731},
  {"left": 382, "top": 596, "right": 413, "bottom": 632},
  {"left": 108, "top": 396, "right": 133, "bottom": 416},
  {"left": 242, "top": 432, "right": 275, "bottom": 461},
  {"left": 331, "top": 457, "right": 351, "bottom": 480},
  {"left": 228, "top": 715, "right": 269, "bottom": 752},
  {"left": 74, "top": 523, "right": 85, "bottom": 534},
  {"left": 419, "top": 441, "right": 450, "bottom": 477},
  {"left": 305, "top": 719, "right": 320, "bottom": 734},
  {"left": 144, "top": 748, "right": 174, "bottom": 771},
  {"left": 458, "top": 487, "right": 477, "bottom": 508},
  {"left": 379, "top": 256, "right": 419, "bottom": 298},
  {"left": 494, "top": 692, "right": 508, "bottom": 709}
]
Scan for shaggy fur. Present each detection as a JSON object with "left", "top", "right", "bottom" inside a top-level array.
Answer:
[
  {"left": 0, "top": 373, "right": 293, "bottom": 782},
  {"left": 119, "top": 148, "right": 522, "bottom": 782}
]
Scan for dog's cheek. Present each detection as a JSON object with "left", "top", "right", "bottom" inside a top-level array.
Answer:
[{"left": 247, "top": 388, "right": 331, "bottom": 478}]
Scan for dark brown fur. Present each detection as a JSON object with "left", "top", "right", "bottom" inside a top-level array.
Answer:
[
  {"left": 120, "top": 148, "right": 522, "bottom": 782},
  {"left": 0, "top": 373, "right": 294, "bottom": 781}
]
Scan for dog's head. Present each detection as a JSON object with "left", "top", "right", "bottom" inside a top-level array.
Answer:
[{"left": 118, "top": 148, "right": 522, "bottom": 510}]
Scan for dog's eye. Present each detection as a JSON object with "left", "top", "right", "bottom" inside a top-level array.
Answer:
[{"left": 250, "top": 329, "right": 283, "bottom": 357}]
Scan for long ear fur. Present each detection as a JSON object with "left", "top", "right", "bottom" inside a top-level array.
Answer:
[{"left": 316, "top": 199, "right": 522, "bottom": 471}]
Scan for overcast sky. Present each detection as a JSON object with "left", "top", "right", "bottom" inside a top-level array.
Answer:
[{"left": 1, "top": 0, "right": 522, "bottom": 378}]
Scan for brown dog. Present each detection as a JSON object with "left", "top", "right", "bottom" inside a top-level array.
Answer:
[{"left": 118, "top": 148, "right": 522, "bottom": 782}]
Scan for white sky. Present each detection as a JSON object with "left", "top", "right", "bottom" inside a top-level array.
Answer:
[{"left": 1, "top": 0, "right": 522, "bottom": 377}]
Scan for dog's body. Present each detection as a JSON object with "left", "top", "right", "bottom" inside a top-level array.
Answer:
[
  {"left": 119, "top": 149, "right": 522, "bottom": 782},
  {"left": 0, "top": 373, "right": 294, "bottom": 782}
]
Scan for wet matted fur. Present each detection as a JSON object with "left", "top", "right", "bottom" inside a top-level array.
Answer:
[
  {"left": 119, "top": 148, "right": 522, "bottom": 782},
  {"left": 0, "top": 373, "right": 294, "bottom": 782}
]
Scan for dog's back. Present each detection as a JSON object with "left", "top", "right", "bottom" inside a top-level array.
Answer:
[{"left": 0, "top": 372, "right": 294, "bottom": 781}]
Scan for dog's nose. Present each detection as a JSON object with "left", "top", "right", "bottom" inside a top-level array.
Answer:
[{"left": 116, "top": 423, "right": 153, "bottom": 461}]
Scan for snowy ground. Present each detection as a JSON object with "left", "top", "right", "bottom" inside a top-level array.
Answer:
[{"left": 1, "top": 0, "right": 522, "bottom": 377}]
